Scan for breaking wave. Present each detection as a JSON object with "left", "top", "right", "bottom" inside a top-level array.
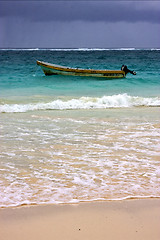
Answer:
[
  {"left": 0, "top": 94, "right": 160, "bottom": 113},
  {"left": 1, "top": 48, "right": 159, "bottom": 51}
]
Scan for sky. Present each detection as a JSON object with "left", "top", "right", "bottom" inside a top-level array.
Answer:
[{"left": 0, "top": 0, "right": 160, "bottom": 49}]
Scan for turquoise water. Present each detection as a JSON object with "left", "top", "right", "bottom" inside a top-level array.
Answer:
[
  {"left": 1, "top": 49, "right": 160, "bottom": 104},
  {"left": 0, "top": 49, "right": 160, "bottom": 207}
]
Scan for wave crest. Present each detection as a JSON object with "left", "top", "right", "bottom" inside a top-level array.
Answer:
[
  {"left": 1, "top": 48, "right": 160, "bottom": 51},
  {"left": 0, "top": 94, "right": 160, "bottom": 113}
]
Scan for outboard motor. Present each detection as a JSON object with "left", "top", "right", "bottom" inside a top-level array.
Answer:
[{"left": 121, "top": 65, "right": 136, "bottom": 75}]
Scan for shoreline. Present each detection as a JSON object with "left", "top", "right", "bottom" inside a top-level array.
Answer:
[
  {"left": 1, "top": 195, "right": 160, "bottom": 210},
  {"left": 0, "top": 199, "right": 160, "bottom": 240}
]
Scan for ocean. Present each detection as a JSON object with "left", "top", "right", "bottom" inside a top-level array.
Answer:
[{"left": 0, "top": 48, "right": 160, "bottom": 208}]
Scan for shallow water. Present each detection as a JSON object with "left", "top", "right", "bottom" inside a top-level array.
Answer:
[
  {"left": 0, "top": 108, "right": 160, "bottom": 207},
  {"left": 0, "top": 49, "right": 160, "bottom": 207}
]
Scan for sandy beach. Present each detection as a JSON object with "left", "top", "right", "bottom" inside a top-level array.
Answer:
[{"left": 0, "top": 199, "right": 160, "bottom": 240}]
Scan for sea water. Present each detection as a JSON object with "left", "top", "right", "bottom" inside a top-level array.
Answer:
[{"left": 0, "top": 49, "right": 160, "bottom": 207}]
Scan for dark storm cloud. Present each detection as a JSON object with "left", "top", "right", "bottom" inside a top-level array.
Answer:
[
  {"left": 1, "top": 1, "right": 160, "bottom": 48},
  {"left": 1, "top": 1, "right": 160, "bottom": 24}
]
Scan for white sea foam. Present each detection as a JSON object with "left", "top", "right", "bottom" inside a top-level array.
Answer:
[
  {"left": 1, "top": 48, "right": 159, "bottom": 51},
  {"left": 0, "top": 94, "right": 160, "bottom": 113},
  {"left": 151, "top": 48, "right": 160, "bottom": 51},
  {"left": 1, "top": 99, "right": 160, "bottom": 208},
  {"left": 0, "top": 48, "right": 40, "bottom": 51}
]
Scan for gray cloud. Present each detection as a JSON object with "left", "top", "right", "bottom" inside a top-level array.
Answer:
[
  {"left": 0, "top": 1, "right": 160, "bottom": 48},
  {"left": 1, "top": 1, "right": 160, "bottom": 23}
]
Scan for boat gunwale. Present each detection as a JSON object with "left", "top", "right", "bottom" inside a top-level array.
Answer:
[{"left": 37, "top": 60, "right": 125, "bottom": 75}]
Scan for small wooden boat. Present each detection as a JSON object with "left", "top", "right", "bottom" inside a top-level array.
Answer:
[{"left": 37, "top": 60, "right": 136, "bottom": 79}]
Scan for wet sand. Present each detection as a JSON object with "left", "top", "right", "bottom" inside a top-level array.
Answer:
[{"left": 0, "top": 199, "right": 160, "bottom": 240}]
